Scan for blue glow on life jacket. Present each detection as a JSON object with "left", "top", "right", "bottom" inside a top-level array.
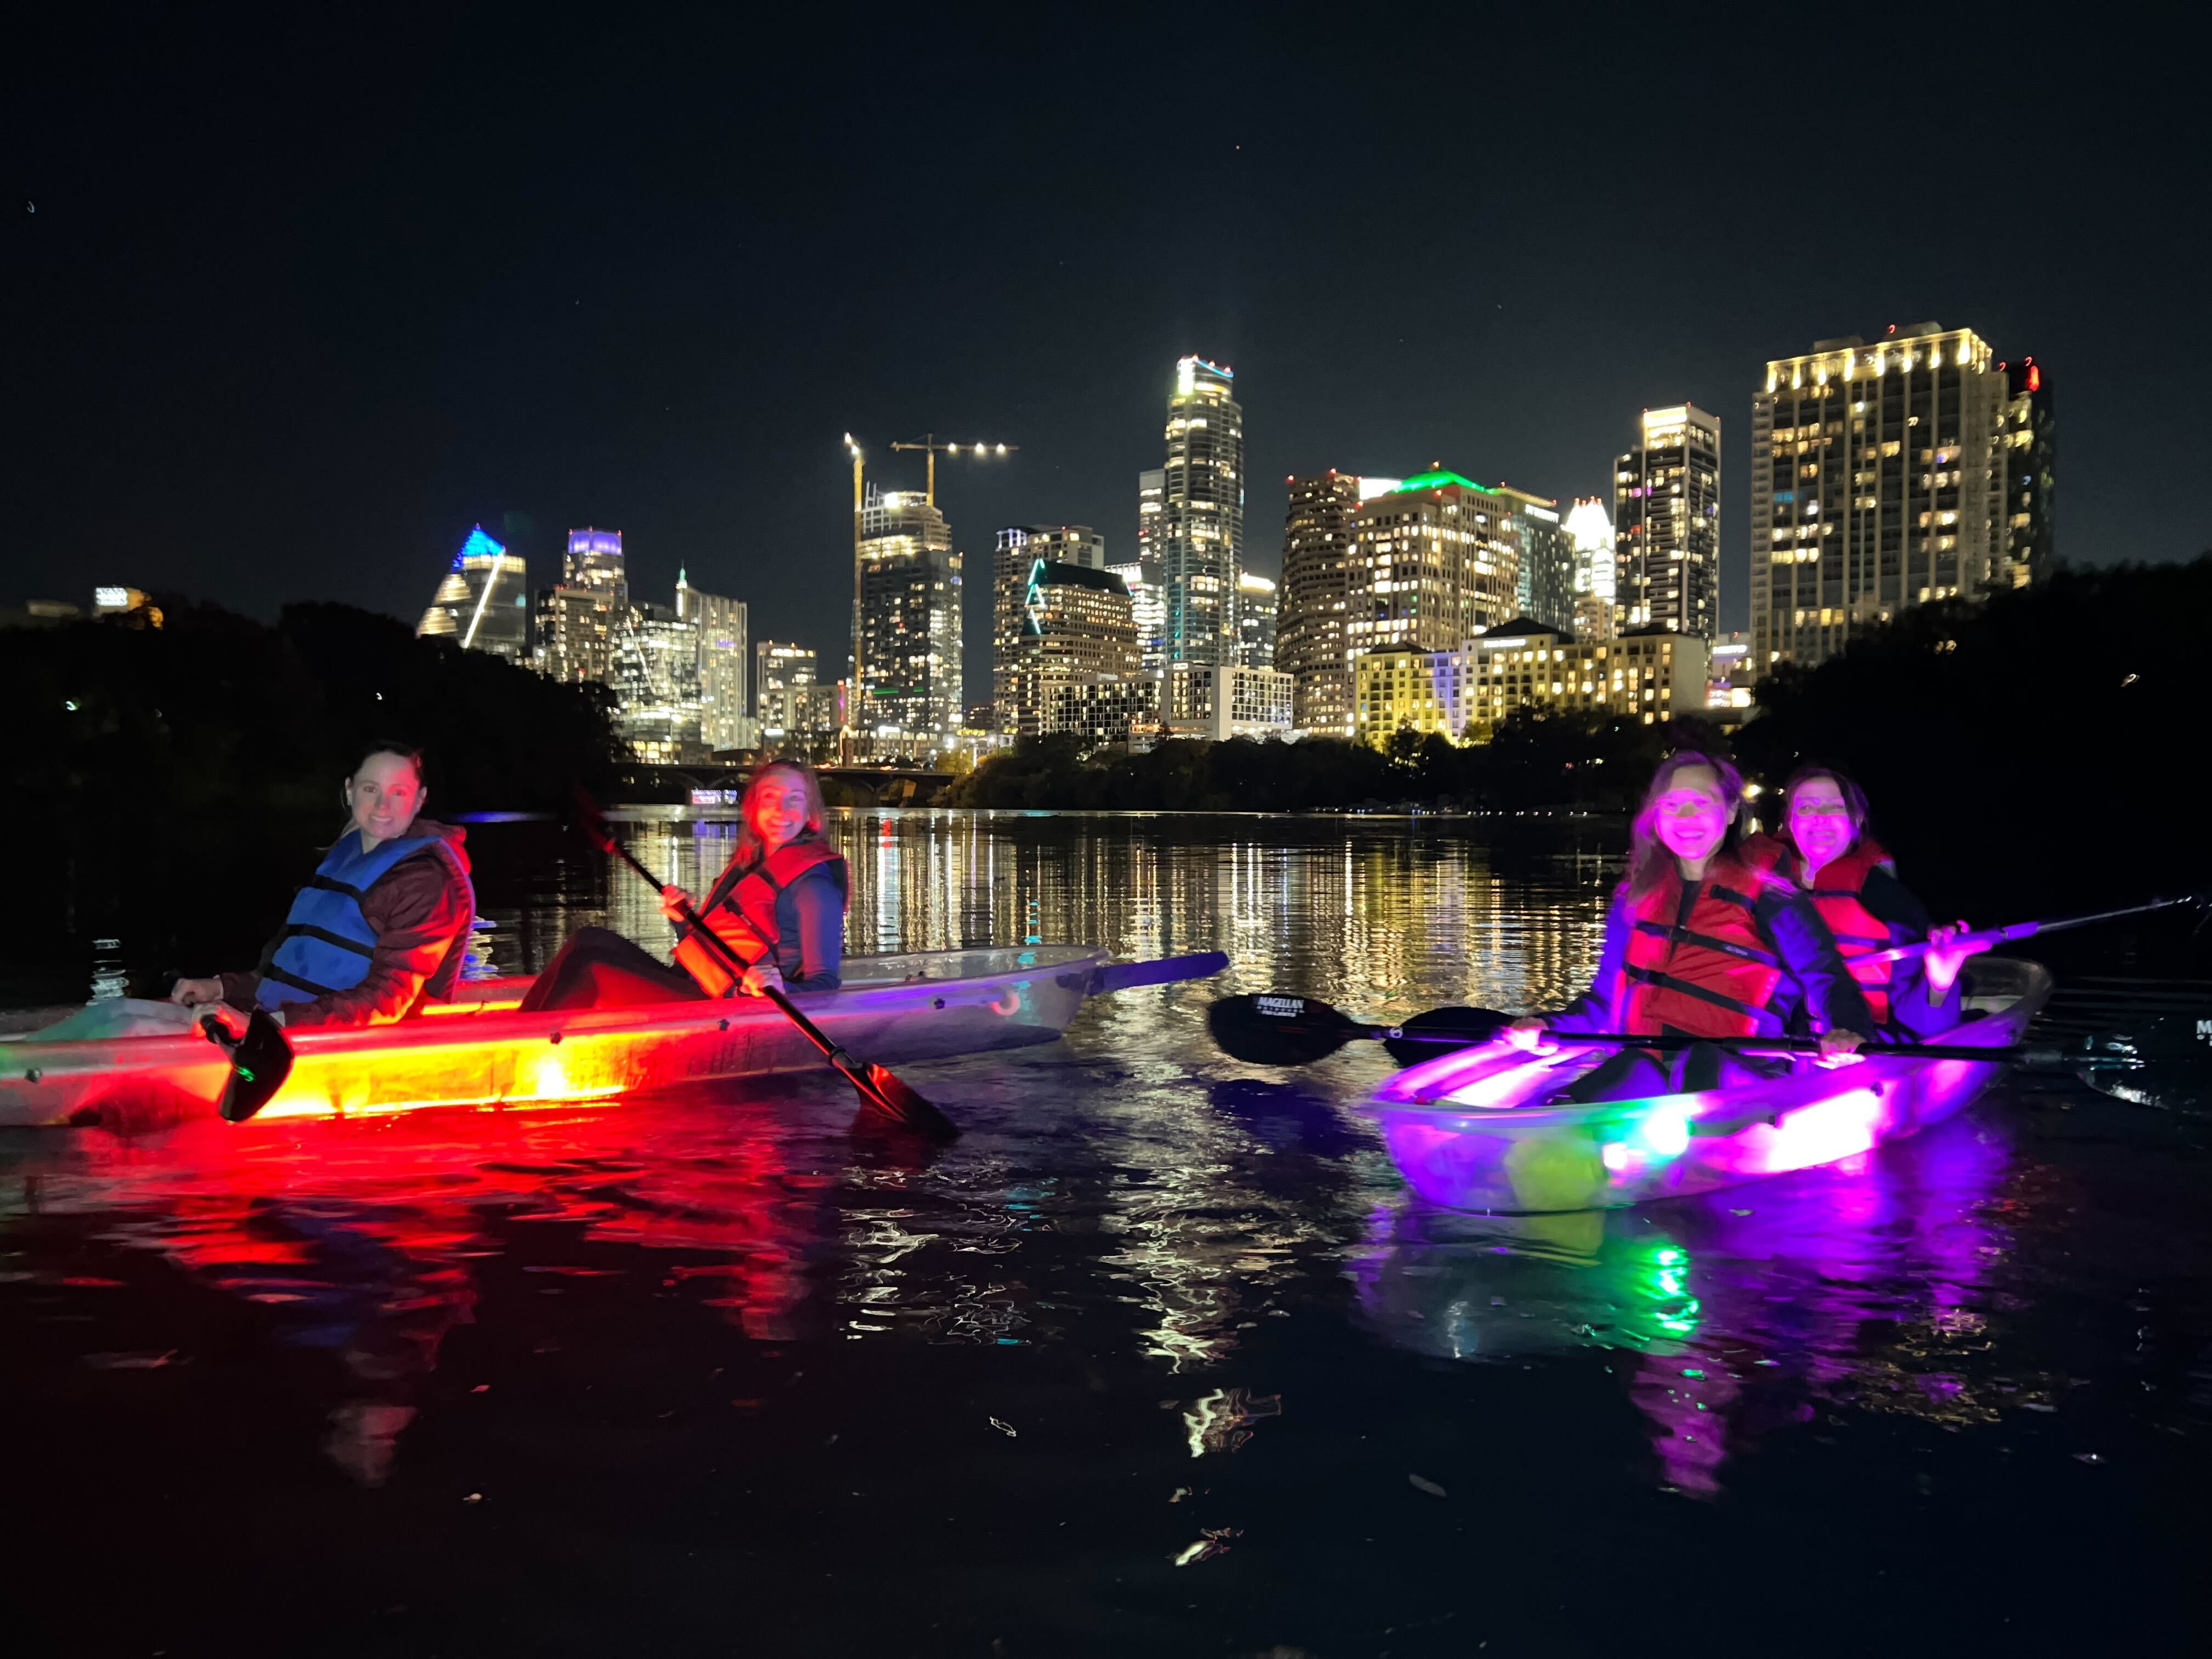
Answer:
[{"left": 257, "top": 830, "right": 461, "bottom": 1011}]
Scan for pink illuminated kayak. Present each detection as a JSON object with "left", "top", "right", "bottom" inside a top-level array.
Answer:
[
  {"left": 1369, "top": 958, "right": 2052, "bottom": 1214},
  {"left": 0, "top": 946, "right": 1220, "bottom": 1131}
]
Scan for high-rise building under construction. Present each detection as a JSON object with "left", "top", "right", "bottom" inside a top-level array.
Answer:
[{"left": 857, "top": 484, "right": 963, "bottom": 741}]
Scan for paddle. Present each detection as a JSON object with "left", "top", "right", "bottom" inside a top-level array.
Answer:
[
  {"left": 1860, "top": 893, "right": 2206, "bottom": 965},
  {"left": 1207, "top": 992, "right": 2106, "bottom": 1070},
  {"left": 200, "top": 1008, "right": 296, "bottom": 1122},
  {"left": 572, "top": 789, "right": 958, "bottom": 1141}
]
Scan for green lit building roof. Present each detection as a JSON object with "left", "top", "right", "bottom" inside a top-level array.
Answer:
[{"left": 1391, "top": 469, "right": 1497, "bottom": 495}]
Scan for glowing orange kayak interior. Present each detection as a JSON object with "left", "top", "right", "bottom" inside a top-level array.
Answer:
[{"left": 1, "top": 945, "right": 1200, "bottom": 1130}]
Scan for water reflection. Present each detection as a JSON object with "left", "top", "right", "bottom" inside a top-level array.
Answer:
[
  {"left": 1352, "top": 1109, "right": 2024, "bottom": 1494},
  {"left": 5, "top": 810, "right": 2174, "bottom": 1545},
  {"left": 476, "top": 809, "right": 1616, "bottom": 1026}
]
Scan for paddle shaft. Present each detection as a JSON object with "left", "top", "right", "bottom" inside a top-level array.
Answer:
[
  {"left": 1860, "top": 895, "right": 2199, "bottom": 965},
  {"left": 584, "top": 805, "right": 952, "bottom": 1135},
  {"left": 597, "top": 834, "right": 866, "bottom": 1068},
  {"left": 1347, "top": 1020, "right": 2055, "bottom": 1063},
  {"left": 1520, "top": 1030, "right": 2062, "bottom": 1064}
]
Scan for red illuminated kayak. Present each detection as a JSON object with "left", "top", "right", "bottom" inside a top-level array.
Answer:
[
  {"left": 0, "top": 946, "right": 1223, "bottom": 1130},
  {"left": 1369, "top": 958, "right": 2052, "bottom": 1212}
]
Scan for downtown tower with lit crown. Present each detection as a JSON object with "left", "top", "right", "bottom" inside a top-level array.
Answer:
[{"left": 1159, "top": 356, "right": 1244, "bottom": 667}]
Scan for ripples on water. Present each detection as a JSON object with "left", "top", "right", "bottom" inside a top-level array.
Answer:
[{"left": 3, "top": 810, "right": 2208, "bottom": 1656}]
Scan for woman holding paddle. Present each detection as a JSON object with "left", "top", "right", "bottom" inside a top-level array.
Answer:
[
  {"left": 1503, "top": 749, "right": 1879, "bottom": 1102},
  {"left": 1739, "top": 763, "right": 1989, "bottom": 1037},
  {"left": 522, "top": 762, "right": 847, "bottom": 1011}
]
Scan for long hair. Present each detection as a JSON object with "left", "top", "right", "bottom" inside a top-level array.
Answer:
[
  {"left": 1778, "top": 761, "right": 1870, "bottom": 855},
  {"left": 730, "top": 761, "right": 830, "bottom": 869},
  {"left": 1624, "top": 748, "right": 1747, "bottom": 898}
]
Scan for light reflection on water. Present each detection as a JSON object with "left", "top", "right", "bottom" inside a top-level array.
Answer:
[{"left": 3, "top": 810, "right": 2205, "bottom": 1654}]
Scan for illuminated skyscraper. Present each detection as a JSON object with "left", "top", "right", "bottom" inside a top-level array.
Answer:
[
  {"left": 676, "top": 571, "right": 751, "bottom": 754},
  {"left": 613, "top": 602, "right": 702, "bottom": 764},
  {"left": 1159, "top": 357, "right": 1243, "bottom": 667},
  {"left": 1009, "top": 560, "right": 1141, "bottom": 737},
  {"left": 1235, "top": 571, "right": 1277, "bottom": 668},
  {"left": 1564, "top": 497, "right": 1616, "bottom": 642},
  {"left": 2001, "top": 357, "right": 2056, "bottom": 583},
  {"left": 1494, "top": 484, "right": 1575, "bottom": 633},
  {"left": 857, "top": 483, "right": 962, "bottom": 742},
  {"left": 1277, "top": 471, "right": 1364, "bottom": 737},
  {"left": 534, "top": 527, "right": 627, "bottom": 684},
  {"left": 1751, "top": 324, "right": 2014, "bottom": 669},
  {"left": 1344, "top": 470, "right": 1520, "bottom": 661},
  {"left": 565, "top": 527, "right": 627, "bottom": 608},
  {"left": 755, "top": 641, "right": 834, "bottom": 742},
  {"left": 1105, "top": 556, "right": 1165, "bottom": 674},
  {"left": 1614, "top": 405, "right": 1720, "bottom": 640},
  {"left": 992, "top": 525, "right": 1105, "bottom": 731},
  {"left": 1137, "top": 468, "right": 1166, "bottom": 566},
  {"left": 417, "top": 525, "right": 530, "bottom": 661}
]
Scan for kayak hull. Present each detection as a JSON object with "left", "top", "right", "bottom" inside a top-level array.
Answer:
[
  {"left": 1368, "top": 958, "right": 2052, "bottom": 1214},
  {"left": 0, "top": 946, "right": 1107, "bottom": 1130}
]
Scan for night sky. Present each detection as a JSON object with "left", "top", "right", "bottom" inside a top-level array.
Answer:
[{"left": 14, "top": 8, "right": 2208, "bottom": 696}]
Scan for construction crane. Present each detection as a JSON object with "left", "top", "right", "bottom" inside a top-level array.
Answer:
[{"left": 889, "top": 433, "right": 1018, "bottom": 506}]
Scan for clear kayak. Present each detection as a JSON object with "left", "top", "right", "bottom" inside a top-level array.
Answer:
[
  {"left": 1368, "top": 958, "right": 2052, "bottom": 1214},
  {"left": 0, "top": 947, "right": 1222, "bottom": 1130}
]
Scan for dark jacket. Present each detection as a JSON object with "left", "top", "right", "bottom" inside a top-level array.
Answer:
[{"left": 220, "top": 819, "right": 474, "bottom": 1027}]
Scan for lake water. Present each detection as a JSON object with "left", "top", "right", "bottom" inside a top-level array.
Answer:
[{"left": 3, "top": 810, "right": 2208, "bottom": 1657}]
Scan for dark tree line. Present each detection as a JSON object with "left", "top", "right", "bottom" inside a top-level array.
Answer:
[
  {"left": 1737, "top": 556, "right": 2212, "bottom": 916},
  {"left": 945, "top": 710, "right": 1682, "bottom": 815}
]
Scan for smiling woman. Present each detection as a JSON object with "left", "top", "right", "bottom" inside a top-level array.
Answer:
[
  {"left": 518, "top": 762, "right": 849, "bottom": 1013},
  {"left": 1501, "top": 748, "right": 1878, "bottom": 1103}
]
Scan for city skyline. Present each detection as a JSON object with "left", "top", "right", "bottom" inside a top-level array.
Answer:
[{"left": 14, "top": 12, "right": 2200, "bottom": 699}]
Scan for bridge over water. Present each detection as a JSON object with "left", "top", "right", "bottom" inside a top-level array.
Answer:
[{"left": 611, "top": 761, "right": 956, "bottom": 807}]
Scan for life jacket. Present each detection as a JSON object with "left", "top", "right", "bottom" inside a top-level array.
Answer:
[
  {"left": 673, "top": 840, "right": 848, "bottom": 997},
  {"left": 257, "top": 830, "right": 474, "bottom": 1012},
  {"left": 1742, "top": 832, "right": 1898, "bottom": 1023},
  {"left": 1616, "top": 853, "right": 1790, "bottom": 1039}
]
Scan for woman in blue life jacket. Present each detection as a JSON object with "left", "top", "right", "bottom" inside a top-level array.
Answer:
[
  {"left": 29, "top": 742, "right": 475, "bottom": 1041},
  {"left": 1501, "top": 749, "right": 1877, "bottom": 1103},
  {"left": 520, "top": 761, "right": 847, "bottom": 1012}
]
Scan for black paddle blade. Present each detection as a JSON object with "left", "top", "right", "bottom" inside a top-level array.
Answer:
[
  {"left": 1381, "top": 1006, "right": 1514, "bottom": 1066},
  {"left": 1207, "top": 993, "right": 1361, "bottom": 1066},
  {"left": 853, "top": 1062, "right": 961, "bottom": 1142},
  {"left": 211, "top": 1011, "right": 296, "bottom": 1122}
]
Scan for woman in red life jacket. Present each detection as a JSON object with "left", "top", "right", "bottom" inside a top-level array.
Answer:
[
  {"left": 1502, "top": 749, "right": 1877, "bottom": 1103},
  {"left": 1739, "top": 764, "right": 1989, "bottom": 1037},
  {"left": 520, "top": 762, "right": 847, "bottom": 1012}
]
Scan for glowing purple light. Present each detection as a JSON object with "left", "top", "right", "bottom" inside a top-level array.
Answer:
[{"left": 1368, "top": 960, "right": 2051, "bottom": 1212}]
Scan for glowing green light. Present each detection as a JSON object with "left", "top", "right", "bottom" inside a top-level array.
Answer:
[
  {"left": 1655, "top": 1249, "right": 1684, "bottom": 1266},
  {"left": 1390, "top": 469, "right": 1498, "bottom": 495}
]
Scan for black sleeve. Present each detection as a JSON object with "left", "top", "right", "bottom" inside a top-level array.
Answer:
[
  {"left": 1759, "top": 885, "right": 1880, "bottom": 1040},
  {"left": 1857, "top": 867, "right": 1934, "bottom": 938}
]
